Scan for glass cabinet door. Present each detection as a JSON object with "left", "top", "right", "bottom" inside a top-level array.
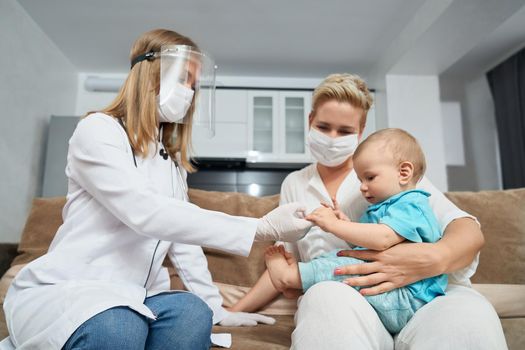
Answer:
[
  {"left": 280, "top": 92, "right": 310, "bottom": 156},
  {"left": 284, "top": 96, "right": 306, "bottom": 153},
  {"left": 252, "top": 96, "right": 273, "bottom": 152},
  {"left": 249, "top": 90, "right": 311, "bottom": 160},
  {"left": 249, "top": 91, "right": 278, "bottom": 154}
]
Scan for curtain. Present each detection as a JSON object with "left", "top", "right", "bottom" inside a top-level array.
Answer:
[{"left": 486, "top": 46, "right": 525, "bottom": 189}]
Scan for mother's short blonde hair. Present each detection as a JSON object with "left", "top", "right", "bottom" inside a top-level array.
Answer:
[{"left": 311, "top": 73, "right": 374, "bottom": 132}]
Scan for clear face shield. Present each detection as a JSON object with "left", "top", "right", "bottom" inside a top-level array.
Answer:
[{"left": 156, "top": 45, "right": 217, "bottom": 136}]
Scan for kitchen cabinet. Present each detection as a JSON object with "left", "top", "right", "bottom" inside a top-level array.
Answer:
[
  {"left": 247, "top": 90, "right": 312, "bottom": 162},
  {"left": 193, "top": 88, "right": 314, "bottom": 162},
  {"left": 192, "top": 89, "right": 249, "bottom": 158}
]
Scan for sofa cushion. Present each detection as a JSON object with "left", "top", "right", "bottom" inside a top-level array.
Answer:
[
  {"left": 445, "top": 188, "right": 525, "bottom": 284},
  {"left": 212, "top": 315, "right": 293, "bottom": 349},
  {"left": 0, "top": 265, "right": 24, "bottom": 303},
  {"left": 187, "top": 189, "right": 279, "bottom": 287},
  {"left": 500, "top": 318, "right": 525, "bottom": 350},
  {"left": 11, "top": 197, "right": 66, "bottom": 266},
  {"left": 472, "top": 283, "right": 525, "bottom": 318}
]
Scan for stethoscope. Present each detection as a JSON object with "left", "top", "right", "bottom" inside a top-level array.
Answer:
[
  {"left": 117, "top": 118, "right": 188, "bottom": 287},
  {"left": 118, "top": 118, "right": 189, "bottom": 201}
]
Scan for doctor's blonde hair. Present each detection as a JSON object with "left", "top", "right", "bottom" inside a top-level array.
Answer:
[
  {"left": 89, "top": 29, "right": 197, "bottom": 172},
  {"left": 311, "top": 73, "right": 374, "bottom": 132}
]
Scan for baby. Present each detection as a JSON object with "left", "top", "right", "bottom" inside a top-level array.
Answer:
[{"left": 265, "top": 128, "right": 447, "bottom": 334}]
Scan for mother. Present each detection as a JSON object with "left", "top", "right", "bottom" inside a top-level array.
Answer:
[
  {"left": 3, "top": 29, "right": 311, "bottom": 350},
  {"left": 232, "top": 73, "right": 507, "bottom": 349}
]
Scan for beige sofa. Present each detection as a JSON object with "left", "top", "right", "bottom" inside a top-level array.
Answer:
[{"left": 1, "top": 188, "right": 524, "bottom": 349}]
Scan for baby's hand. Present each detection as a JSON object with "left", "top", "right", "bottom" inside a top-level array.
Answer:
[
  {"left": 306, "top": 206, "right": 338, "bottom": 231},
  {"left": 321, "top": 198, "right": 351, "bottom": 222},
  {"left": 333, "top": 198, "right": 351, "bottom": 221}
]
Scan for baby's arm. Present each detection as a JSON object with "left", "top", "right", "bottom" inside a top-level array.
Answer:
[{"left": 306, "top": 207, "right": 405, "bottom": 251}]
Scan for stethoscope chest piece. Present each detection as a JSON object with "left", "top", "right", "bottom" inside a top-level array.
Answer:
[{"left": 159, "top": 148, "right": 169, "bottom": 160}]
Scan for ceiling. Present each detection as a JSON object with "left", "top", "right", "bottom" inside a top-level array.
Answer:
[{"left": 18, "top": 0, "right": 525, "bottom": 80}]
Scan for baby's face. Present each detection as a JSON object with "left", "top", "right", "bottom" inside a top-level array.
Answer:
[{"left": 354, "top": 148, "right": 403, "bottom": 204}]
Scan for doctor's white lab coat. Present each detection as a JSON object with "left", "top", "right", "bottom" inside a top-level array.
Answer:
[{"left": 3, "top": 113, "right": 258, "bottom": 349}]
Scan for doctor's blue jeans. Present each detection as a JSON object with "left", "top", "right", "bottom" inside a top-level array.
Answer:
[{"left": 62, "top": 292, "right": 213, "bottom": 350}]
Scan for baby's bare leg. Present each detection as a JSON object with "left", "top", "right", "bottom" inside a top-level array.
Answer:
[{"left": 265, "top": 245, "right": 302, "bottom": 291}]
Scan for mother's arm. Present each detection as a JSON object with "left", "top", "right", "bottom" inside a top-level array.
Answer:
[
  {"left": 336, "top": 217, "right": 484, "bottom": 295},
  {"left": 336, "top": 176, "right": 484, "bottom": 296}
]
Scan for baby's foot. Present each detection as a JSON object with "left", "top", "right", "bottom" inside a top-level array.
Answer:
[
  {"left": 283, "top": 250, "right": 297, "bottom": 266},
  {"left": 265, "top": 246, "right": 293, "bottom": 291}
]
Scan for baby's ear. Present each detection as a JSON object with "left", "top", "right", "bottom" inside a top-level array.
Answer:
[{"left": 399, "top": 161, "right": 414, "bottom": 185}]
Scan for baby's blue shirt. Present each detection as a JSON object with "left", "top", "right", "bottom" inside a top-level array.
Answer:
[{"left": 359, "top": 189, "right": 448, "bottom": 303}]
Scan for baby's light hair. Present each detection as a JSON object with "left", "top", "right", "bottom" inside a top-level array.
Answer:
[
  {"left": 353, "top": 128, "right": 427, "bottom": 182},
  {"left": 311, "top": 73, "right": 374, "bottom": 132}
]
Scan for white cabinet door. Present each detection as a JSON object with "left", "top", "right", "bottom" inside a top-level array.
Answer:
[
  {"left": 279, "top": 91, "right": 311, "bottom": 156},
  {"left": 248, "top": 91, "right": 279, "bottom": 154},
  {"left": 215, "top": 89, "right": 248, "bottom": 123},
  {"left": 247, "top": 90, "right": 312, "bottom": 162},
  {"left": 192, "top": 89, "right": 248, "bottom": 157},
  {"left": 192, "top": 123, "right": 248, "bottom": 157}
]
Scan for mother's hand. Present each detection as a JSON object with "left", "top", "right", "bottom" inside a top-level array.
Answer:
[{"left": 335, "top": 242, "right": 445, "bottom": 296}]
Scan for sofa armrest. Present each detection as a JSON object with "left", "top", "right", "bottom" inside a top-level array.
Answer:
[{"left": 0, "top": 244, "right": 18, "bottom": 277}]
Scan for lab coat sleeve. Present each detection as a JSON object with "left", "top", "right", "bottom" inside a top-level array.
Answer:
[
  {"left": 68, "top": 114, "right": 257, "bottom": 256},
  {"left": 167, "top": 244, "right": 227, "bottom": 324},
  {"left": 417, "top": 176, "right": 480, "bottom": 284}
]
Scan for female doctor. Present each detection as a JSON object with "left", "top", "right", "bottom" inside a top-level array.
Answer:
[{"left": 2, "top": 29, "right": 311, "bottom": 350}]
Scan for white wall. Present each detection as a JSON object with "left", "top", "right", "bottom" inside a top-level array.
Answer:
[
  {"left": 441, "top": 102, "right": 465, "bottom": 166},
  {"left": 463, "top": 76, "right": 502, "bottom": 190},
  {"left": 385, "top": 75, "right": 448, "bottom": 191},
  {"left": 0, "top": 0, "right": 77, "bottom": 242},
  {"left": 440, "top": 75, "right": 502, "bottom": 191},
  {"left": 75, "top": 73, "right": 125, "bottom": 116}
]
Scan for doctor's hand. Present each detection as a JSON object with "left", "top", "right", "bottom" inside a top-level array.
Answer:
[
  {"left": 255, "top": 202, "right": 312, "bottom": 242},
  {"left": 219, "top": 311, "right": 276, "bottom": 327}
]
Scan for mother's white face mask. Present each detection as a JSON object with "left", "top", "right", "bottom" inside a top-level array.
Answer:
[
  {"left": 307, "top": 128, "right": 359, "bottom": 167},
  {"left": 157, "top": 82, "right": 194, "bottom": 123}
]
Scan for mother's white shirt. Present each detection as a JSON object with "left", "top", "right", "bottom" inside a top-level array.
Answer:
[
  {"left": 280, "top": 163, "right": 479, "bottom": 286},
  {"left": 3, "top": 113, "right": 258, "bottom": 349}
]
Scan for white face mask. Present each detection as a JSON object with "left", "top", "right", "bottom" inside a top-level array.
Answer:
[
  {"left": 307, "top": 128, "right": 359, "bottom": 167},
  {"left": 157, "top": 82, "right": 194, "bottom": 123}
]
